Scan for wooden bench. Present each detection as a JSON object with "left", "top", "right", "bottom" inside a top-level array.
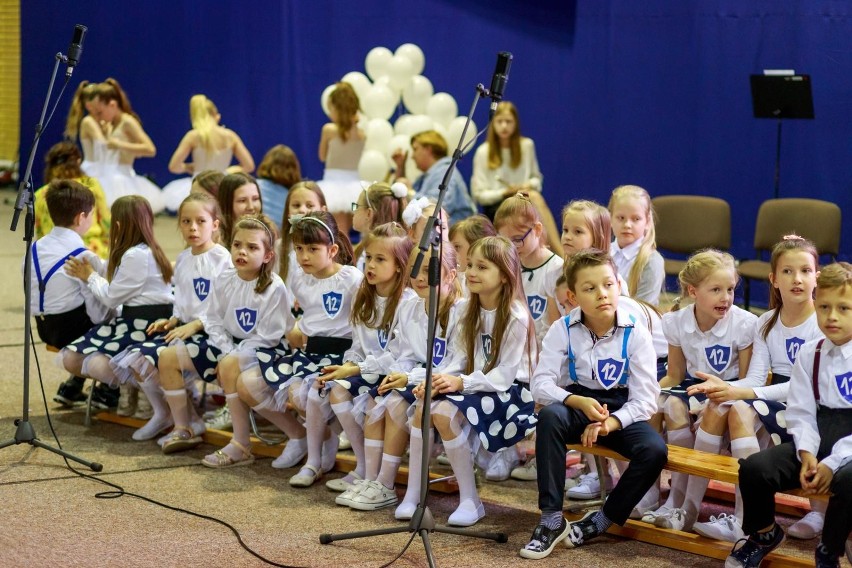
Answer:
[{"left": 565, "top": 443, "right": 826, "bottom": 568}]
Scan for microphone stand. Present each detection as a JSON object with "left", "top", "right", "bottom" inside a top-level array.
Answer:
[
  {"left": 320, "top": 84, "right": 505, "bottom": 566},
  {"left": 0, "top": 50, "right": 103, "bottom": 472}
]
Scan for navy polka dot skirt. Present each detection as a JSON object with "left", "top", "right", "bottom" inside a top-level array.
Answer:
[
  {"left": 661, "top": 376, "right": 709, "bottom": 415},
  {"left": 741, "top": 399, "right": 791, "bottom": 445},
  {"left": 437, "top": 383, "right": 537, "bottom": 453},
  {"left": 67, "top": 316, "right": 156, "bottom": 358}
]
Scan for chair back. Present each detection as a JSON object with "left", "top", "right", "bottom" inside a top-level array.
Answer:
[
  {"left": 652, "top": 195, "right": 731, "bottom": 254},
  {"left": 753, "top": 198, "right": 841, "bottom": 257}
]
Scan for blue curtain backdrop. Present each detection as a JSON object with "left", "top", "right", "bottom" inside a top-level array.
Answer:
[{"left": 21, "top": 1, "right": 852, "bottom": 301}]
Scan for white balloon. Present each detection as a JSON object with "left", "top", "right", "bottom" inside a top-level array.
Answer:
[
  {"left": 361, "top": 83, "right": 399, "bottom": 121},
  {"left": 374, "top": 75, "right": 402, "bottom": 95},
  {"left": 447, "top": 116, "right": 477, "bottom": 151},
  {"left": 394, "top": 114, "right": 415, "bottom": 135},
  {"left": 365, "top": 46, "right": 393, "bottom": 81},
  {"left": 425, "top": 92, "right": 458, "bottom": 128},
  {"left": 406, "top": 114, "right": 434, "bottom": 137},
  {"left": 320, "top": 84, "right": 336, "bottom": 118},
  {"left": 364, "top": 118, "right": 394, "bottom": 152},
  {"left": 387, "top": 133, "right": 411, "bottom": 159},
  {"left": 395, "top": 43, "right": 425, "bottom": 75},
  {"left": 358, "top": 149, "right": 390, "bottom": 182},
  {"left": 340, "top": 71, "right": 371, "bottom": 103},
  {"left": 402, "top": 75, "right": 434, "bottom": 114},
  {"left": 386, "top": 54, "right": 415, "bottom": 91}
]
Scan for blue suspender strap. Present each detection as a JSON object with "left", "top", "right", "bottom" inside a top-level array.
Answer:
[
  {"left": 564, "top": 315, "right": 579, "bottom": 383},
  {"left": 618, "top": 325, "right": 632, "bottom": 386},
  {"left": 32, "top": 245, "right": 88, "bottom": 313}
]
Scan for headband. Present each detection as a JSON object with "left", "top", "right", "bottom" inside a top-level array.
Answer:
[
  {"left": 238, "top": 218, "right": 274, "bottom": 244},
  {"left": 289, "top": 214, "right": 335, "bottom": 244},
  {"left": 360, "top": 180, "right": 410, "bottom": 210}
]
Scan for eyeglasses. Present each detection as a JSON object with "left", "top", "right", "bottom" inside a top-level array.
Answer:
[
  {"left": 511, "top": 226, "right": 534, "bottom": 246},
  {"left": 351, "top": 202, "right": 368, "bottom": 212}
]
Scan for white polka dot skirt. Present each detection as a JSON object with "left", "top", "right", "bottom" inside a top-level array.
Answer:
[
  {"left": 67, "top": 316, "right": 157, "bottom": 358},
  {"left": 439, "top": 383, "right": 537, "bottom": 453},
  {"left": 741, "top": 399, "right": 791, "bottom": 445}
]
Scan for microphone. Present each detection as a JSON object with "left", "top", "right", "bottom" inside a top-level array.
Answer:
[
  {"left": 65, "top": 24, "right": 87, "bottom": 78},
  {"left": 488, "top": 51, "right": 513, "bottom": 118}
]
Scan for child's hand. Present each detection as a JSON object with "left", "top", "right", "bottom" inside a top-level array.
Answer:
[
  {"left": 567, "top": 396, "right": 609, "bottom": 422},
  {"left": 64, "top": 256, "right": 94, "bottom": 281},
  {"left": 318, "top": 362, "right": 359, "bottom": 385},
  {"left": 286, "top": 325, "right": 306, "bottom": 351},
  {"left": 164, "top": 321, "right": 201, "bottom": 342},
  {"left": 798, "top": 450, "right": 820, "bottom": 490},
  {"left": 391, "top": 148, "right": 408, "bottom": 172},
  {"left": 413, "top": 382, "right": 425, "bottom": 399},
  {"left": 432, "top": 373, "right": 462, "bottom": 395},
  {"left": 378, "top": 372, "right": 407, "bottom": 395},
  {"left": 689, "top": 371, "right": 748, "bottom": 402},
  {"left": 806, "top": 463, "right": 834, "bottom": 494},
  {"left": 146, "top": 318, "right": 170, "bottom": 334}
]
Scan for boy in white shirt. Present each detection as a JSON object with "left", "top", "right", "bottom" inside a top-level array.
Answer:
[
  {"left": 726, "top": 263, "right": 852, "bottom": 568},
  {"left": 29, "top": 180, "right": 111, "bottom": 406}
]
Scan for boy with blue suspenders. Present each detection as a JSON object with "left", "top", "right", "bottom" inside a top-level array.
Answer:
[
  {"left": 28, "top": 180, "right": 111, "bottom": 406},
  {"left": 520, "top": 249, "right": 666, "bottom": 560}
]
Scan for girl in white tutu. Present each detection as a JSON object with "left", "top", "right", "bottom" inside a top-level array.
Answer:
[
  {"left": 318, "top": 82, "right": 365, "bottom": 235},
  {"left": 64, "top": 80, "right": 107, "bottom": 179},
  {"left": 84, "top": 78, "right": 165, "bottom": 214},
  {"left": 162, "top": 94, "right": 255, "bottom": 213}
]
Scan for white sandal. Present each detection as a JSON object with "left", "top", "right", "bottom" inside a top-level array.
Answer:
[
  {"left": 201, "top": 440, "right": 254, "bottom": 469},
  {"left": 289, "top": 463, "right": 322, "bottom": 487}
]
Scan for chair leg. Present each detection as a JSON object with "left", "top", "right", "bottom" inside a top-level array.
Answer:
[
  {"left": 84, "top": 380, "right": 95, "bottom": 427},
  {"left": 743, "top": 278, "right": 751, "bottom": 310}
]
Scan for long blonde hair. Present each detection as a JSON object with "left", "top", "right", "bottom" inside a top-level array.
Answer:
[
  {"left": 409, "top": 243, "right": 463, "bottom": 336},
  {"left": 486, "top": 101, "right": 522, "bottom": 169},
  {"left": 494, "top": 192, "right": 547, "bottom": 248},
  {"left": 64, "top": 80, "right": 96, "bottom": 140},
  {"left": 672, "top": 249, "right": 737, "bottom": 312},
  {"left": 351, "top": 223, "right": 412, "bottom": 332},
  {"left": 461, "top": 236, "right": 535, "bottom": 375},
  {"left": 608, "top": 185, "right": 657, "bottom": 296},
  {"left": 189, "top": 94, "right": 220, "bottom": 152},
  {"left": 562, "top": 200, "right": 612, "bottom": 253},
  {"left": 88, "top": 78, "right": 142, "bottom": 124}
]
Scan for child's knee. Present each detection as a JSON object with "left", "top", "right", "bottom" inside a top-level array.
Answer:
[{"left": 829, "top": 463, "right": 852, "bottom": 501}]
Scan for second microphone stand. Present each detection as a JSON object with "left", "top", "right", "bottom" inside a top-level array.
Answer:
[{"left": 319, "top": 85, "right": 506, "bottom": 566}]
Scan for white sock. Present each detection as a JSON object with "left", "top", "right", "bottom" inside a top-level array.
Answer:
[
  {"left": 253, "top": 398, "right": 304, "bottom": 439},
  {"left": 377, "top": 453, "right": 402, "bottom": 490},
  {"left": 731, "top": 437, "right": 760, "bottom": 520},
  {"left": 364, "top": 438, "right": 383, "bottom": 481},
  {"left": 138, "top": 378, "right": 169, "bottom": 420},
  {"left": 662, "top": 426, "right": 694, "bottom": 510},
  {"left": 164, "top": 388, "right": 190, "bottom": 430},
  {"left": 443, "top": 434, "right": 478, "bottom": 504},
  {"left": 682, "top": 429, "right": 723, "bottom": 522},
  {"left": 331, "top": 400, "right": 365, "bottom": 479},
  {"left": 400, "top": 425, "right": 424, "bottom": 506},
  {"left": 224, "top": 393, "right": 250, "bottom": 461}
]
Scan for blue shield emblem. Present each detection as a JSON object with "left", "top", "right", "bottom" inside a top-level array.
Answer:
[
  {"left": 432, "top": 337, "right": 447, "bottom": 366},
  {"left": 377, "top": 328, "right": 389, "bottom": 350},
  {"left": 235, "top": 308, "right": 257, "bottom": 333},
  {"left": 193, "top": 277, "right": 210, "bottom": 302},
  {"left": 835, "top": 372, "right": 852, "bottom": 403},
  {"left": 596, "top": 358, "right": 625, "bottom": 389},
  {"left": 322, "top": 291, "right": 343, "bottom": 318},
  {"left": 704, "top": 344, "right": 732, "bottom": 374},
  {"left": 785, "top": 337, "right": 805, "bottom": 365},
  {"left": 526, "top": 294, "right": 547, "bottom": 321},
  {"left": 481, "top": 334, "right": 493, "bottom": 362}
]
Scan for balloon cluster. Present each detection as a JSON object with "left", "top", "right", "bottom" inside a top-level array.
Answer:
[{"left": 321, "top": 44, "right": 478, "bottom": 182}]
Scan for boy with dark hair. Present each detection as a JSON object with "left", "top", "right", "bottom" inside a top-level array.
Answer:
[{"left": 29, "top": 180, "right": 114, "bottom": 407}]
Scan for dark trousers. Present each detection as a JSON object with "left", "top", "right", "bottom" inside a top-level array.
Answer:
[
  {"left": 739, "top": 407, "right": 852, "bottom": 555},
  {"left": 34, "top": 303, "right": 93, "bottom": 349},
  {"left": 535, "top": 387, "right": 668, "bottom": 525}
]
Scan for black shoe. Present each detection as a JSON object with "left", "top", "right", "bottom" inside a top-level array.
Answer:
[
  {"left": 815, "top": 543, "right": 840, "bottom": 568},
  {"left": 54, "top": 376, "right": 88, "bottom": 406},
  {"left": 519, "top": 517, "right": 569, "bottom": 559},
  {"left": 725, "top": 525, "right": 785, "bottom": 568},
  {"left": 89, "top": 385, "right": 119, "bottom": 410},
  {"left": 564, "top": 511, "right": 603, "bottom": 548}
]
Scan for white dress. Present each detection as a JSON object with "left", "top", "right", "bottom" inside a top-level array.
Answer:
[
  {"left": 319, "top": 134, "right": 365, "bottom": 213},
  {"left": 84, "top": 140, "right": 166, "bottom": 214}
]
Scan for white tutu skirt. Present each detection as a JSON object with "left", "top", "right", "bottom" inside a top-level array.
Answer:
[
  {"left": 161, "top": 177, "right": 192, "bottom": 213},
  {"left": 98, "top": 164, "right": 166, "bottom": 215},
  {"left": 319, "top": 169, "right": 362, "bottom": 213}
]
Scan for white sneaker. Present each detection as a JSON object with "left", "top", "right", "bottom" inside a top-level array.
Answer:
[
  {"left": 272, "top": 437, "right": 307, "bottom": 469},
  {"left": 511, "top": 457, "right": 538, "bottom": 481},
  {"left": 485, "top": 447, "right": 520, "bottom": 481},
  {"left": 654, "top": 507, "right": 689, "bottom": 530},
  {"left": 325, "top": 471, "right": 362, "bottom": 492},
  {"left": 348, "top": 480, "right": 398, "bottom": 511},
  {"left": 787, "top": 511, "right": 824, "bottom": 540},
  {"left": 566, "top": 472, "right": 613, "bottom": 500},
  {"left": 335, "top": 480, "right": 366, "bottom": 506},
  {"left": 447, "top": 499, "right": 485, "bottom": 526},
  {"left": 204, "top": 406, "right": 232, "bottom": 431},
  {"left": 116, "top": 384, "right": 138, "bottom": 417},
  {"left": 338, "top": 431, "right": 351, "bottom": 451},
  {"left": 693, "top": 514, "right": 745, "bottom": 542},
  {"left": 638, "top": 506, "right": 671, "bottom": 524},
  {"left": 436, "top": 452, "right": 450, "bottom": 466}
]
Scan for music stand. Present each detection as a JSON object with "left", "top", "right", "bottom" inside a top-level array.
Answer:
[{"left": 750, "top": 74, "right": 814, "bottom": 198}]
